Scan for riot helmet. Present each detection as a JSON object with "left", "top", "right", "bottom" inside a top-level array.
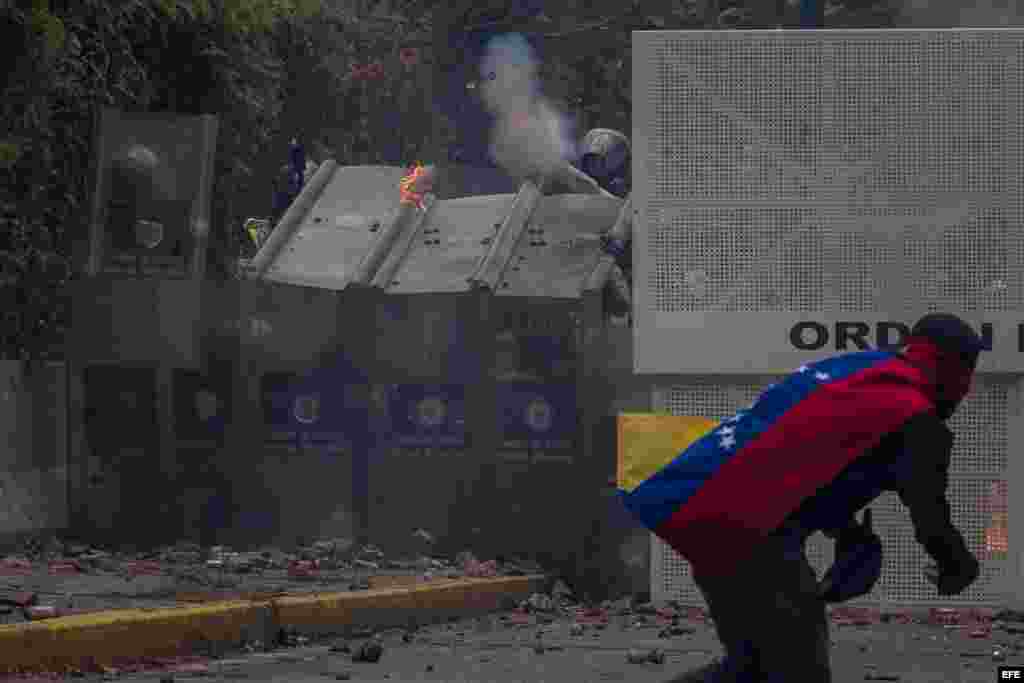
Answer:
[{"left": 578, "top": 128, "right": 630, "bottom": 197}]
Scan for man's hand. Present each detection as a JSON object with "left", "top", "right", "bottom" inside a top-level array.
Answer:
[{"left": 923, "top": 553, "right": 980, "bottom": 595}]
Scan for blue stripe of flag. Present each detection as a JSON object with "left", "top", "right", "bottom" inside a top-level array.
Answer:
[{"left": 621, "top": 351, "right": 895, "bottom": 531}]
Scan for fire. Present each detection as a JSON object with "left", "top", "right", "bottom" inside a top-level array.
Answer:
[
  {"left": 986, "top": 521, "right": 1008, "bottom": 554},
  {"left": 399, "top": 163, "right": 433, "bottom": 209},
  {"left": 984, "top": 481, "right": 1009, "bottom": 556}
]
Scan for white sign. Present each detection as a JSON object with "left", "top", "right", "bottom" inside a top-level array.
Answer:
[{"left": 633, "top": 30, "right": 1024, "bottom": 374}]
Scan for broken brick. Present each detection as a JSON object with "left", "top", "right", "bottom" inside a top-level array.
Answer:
[
  {"left": 0, "top": 557, "right": 33, "bottom": 574},
  {"left": 125, "top": 561, "right": 163, "bottom": 577},
  {"left": 24, "top": 605, "right": 59, "bottom": 620},
  {"left": 48, "top": 560, "right": 82, "bottom": 575}
]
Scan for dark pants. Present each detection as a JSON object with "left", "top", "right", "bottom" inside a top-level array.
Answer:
[{"left": 673, "top": 532, "right": 831, "bottom": 683}]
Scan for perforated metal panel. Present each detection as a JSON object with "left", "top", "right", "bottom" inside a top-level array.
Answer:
[
  {"left": 651, "top": 377, "right": 1013, "bottom": 607},
  {"left": 632, "top": 30, "right": 1024, "bottom": 373}
]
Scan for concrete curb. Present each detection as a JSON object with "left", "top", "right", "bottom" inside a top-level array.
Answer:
[{"left": 0, "top": 575, "right": 547, "bottom": 673}]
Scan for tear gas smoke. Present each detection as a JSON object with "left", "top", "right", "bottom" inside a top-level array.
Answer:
[{"left": 479, "top": 33, "right": 578, "bottom": 181}]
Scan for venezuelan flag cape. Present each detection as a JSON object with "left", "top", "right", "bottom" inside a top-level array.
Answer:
[{"left": 620, "top": 349, "right": 940, "bottom": 578}]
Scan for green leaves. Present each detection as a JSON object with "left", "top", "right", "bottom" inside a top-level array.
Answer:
[{"left": 0, "top": 141, "right": 22, "bottom": 169}]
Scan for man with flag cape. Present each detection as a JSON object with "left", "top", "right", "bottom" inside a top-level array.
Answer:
[{"left": 621, "top": 314, "right": 983, "bottom": 682}]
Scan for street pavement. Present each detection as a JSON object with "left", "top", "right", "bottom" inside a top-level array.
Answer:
[{"left": 67, "top": 608, "right": 1021, "bottom": 683}]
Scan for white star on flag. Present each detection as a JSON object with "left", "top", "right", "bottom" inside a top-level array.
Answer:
[
  {"left": 815, "top": 372, "right": 830, "bottom": 381},
  {"left": 725, "top": 413, "right": 742, "bottom": 424},
  {"left": 720, "top": 434, "right": 736, "bottom": 450},
  {"left": 798, "top": 365, "right": 809, "bottom": 373},
  {"left": 719, "top": 425, "right": 735, "bottom": 436}
]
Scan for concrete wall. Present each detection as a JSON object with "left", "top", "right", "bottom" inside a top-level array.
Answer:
[{"left": 0, "top": 361, "right": 68, "bottom": 544}]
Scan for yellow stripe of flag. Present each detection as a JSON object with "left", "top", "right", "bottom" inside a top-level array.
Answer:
[{"left": 617, "top": 413, "right": 718, "bottom": 493}]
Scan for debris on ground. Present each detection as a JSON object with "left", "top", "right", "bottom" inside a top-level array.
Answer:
[
  {"left": 926, "top": 607, "right": 995, "bottom": 627},
  {"left": 626, "top": 648, "right": 666, "bottom": 664},
  {"left": 0, "top": 557, "right": 33, "bottom": 575},
  {"left": 996, "top": 609, "right": 1024, "bottom": 622},
  {"left": 352, "top": 639, "right": 384, "bottom": 663},
  {"left": 0, "top": 533, "right": 560, "bottom": 626},
  {"left": 526, "top": 593, "right": 554, "bottom": 612},
  {"left": 830, "top": 607, "right": 880, "bottom": 627},
  {"left": 287, "top": 560, "right": 319, "bottom": 579},
  {"left": 412, "top": 529, "right": 435, "bottom": 546},
  {"left": 24, "top": 605, "right": 59, "bottom": 620},
  {"left": 455, "top": 551, "right": 498, "bottom": 578}
]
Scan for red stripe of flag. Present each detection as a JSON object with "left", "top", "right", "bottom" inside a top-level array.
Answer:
[{"left": 656, "top": 359, "right": 934, "bottom": 577}]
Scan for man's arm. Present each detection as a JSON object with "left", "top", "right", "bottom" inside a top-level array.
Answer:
[{"left": 893, "top": 413, "right": 979, "bottom": 594}]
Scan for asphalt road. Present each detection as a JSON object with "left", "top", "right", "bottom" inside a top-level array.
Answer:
[{"left": 98, "top": 610, "right": 1021, "bottom": 683}]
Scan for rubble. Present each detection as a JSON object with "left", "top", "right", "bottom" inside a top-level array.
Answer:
[
  {"left": 24, "top": 605, "right": 59, "bottom": 620},
  {"left": 352, "top": 638, "right": 384, "bottom": 663},
  {"left": 0, "top": 556, "right": 33, "bottom": 574},
  {"left": 830, "top": 606, "right": 880, "bottom": 627},
  {"left": 412, "top": 529, "right": 435, "bottom": 546},
  {"left": 526, "top": 593, "right": 554, "bottom": 612},
  {"left": 996, "top": 609, "right": 1024, "bottom": 622}
]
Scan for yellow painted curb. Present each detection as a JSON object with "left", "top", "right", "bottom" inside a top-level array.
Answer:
[
  {"left": 273, "top": 576, "right": 538, "bottom": 631},
  {"left": 0, "top": 600, "right": 262, "bottom": 673},
  {"left": 0, "top": 575, "right": 545, "bottom": 673}
]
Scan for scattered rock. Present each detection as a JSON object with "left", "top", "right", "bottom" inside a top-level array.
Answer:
[
  {"left": 24, "top": 605, "right": 59, "bottom": 620},
  {"left": 353, "top": 639, "right": 384, "bottom": 663},
  {"left": 412, "top": 529, "right": 435, "bottom": 545},
  {"left": 626, "top": 649, "right": 647, "bottom": 664},
  {"left": 658, "top": 625, "right": 694, "bottom": 638},
  {"left": 0, "top": 591, "right": 37, "bottom": 608},
  {"left": 996, "top": 609, "right": 1024, "bottom": 623},
  {"left": 551, "top": 579, "right": 574, "bottom": 601},
  {"left": 0, "top": 557, "right": 33, "bottom": 574}
]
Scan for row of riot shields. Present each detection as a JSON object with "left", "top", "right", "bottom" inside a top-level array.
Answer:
[{"left": 73, "top": 284, "right": 610, "bottom": 583}]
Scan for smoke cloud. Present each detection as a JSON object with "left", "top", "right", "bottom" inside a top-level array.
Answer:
[{"left": 479, "top": 33, "right": 577, "bottom": 181}]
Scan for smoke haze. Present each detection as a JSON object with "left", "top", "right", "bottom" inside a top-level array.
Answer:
[{"left": 479, "top": 33, "right": 577, "bottom": 181}]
